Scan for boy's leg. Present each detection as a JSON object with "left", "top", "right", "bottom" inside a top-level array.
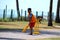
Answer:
[
  {"left": 29, "top": 22, "right": 35, "bottom": 35},
  {"left": 30, "top": 27, "right": 33, "bottom": 35}
]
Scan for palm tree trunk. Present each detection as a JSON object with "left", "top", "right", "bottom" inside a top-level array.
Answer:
[
  {"left": 25, "top": 10, "right": 26, "bottom": 21},
  {"left": 42, "top": 11, "right": 43, "bottom": 19},
  {"left": 10, "top": 9, "right": 13, "bottom": 21},
  {"left": 21, "top": 9, "right": 23, "bottom": 21},
  {"left": 36, "top": 11, "right": 38, "bottom": 18},
  {"left": 16, "top": 0, "right": 20, "bottom": 21},
  {"left": 48, "top": 0, "right": 53, "bottom": 26},
  {"left": 3, "top": 9, "right": 5, "bottom": 20},
  {"left": 6, "top": 5, "right": 7, "bottom": 16},
  {"left": 55, "top": 0, "right": 60, "bottom": 23}
]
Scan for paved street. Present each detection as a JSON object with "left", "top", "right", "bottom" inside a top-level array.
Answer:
[{"left": 0, "top": 29, "right": 60, "bottom": 40}]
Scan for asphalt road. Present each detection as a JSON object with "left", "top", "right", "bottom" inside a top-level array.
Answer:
[{"left": 0, "top": 29, "right": 60, "bottom": 40}]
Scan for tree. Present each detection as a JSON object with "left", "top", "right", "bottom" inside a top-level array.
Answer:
[
  {"left": 42, "top": 11, "right": 43, "bottom": 19},
  {"left": 21, "top": 9, "right": 23, "bottom": 21},
  {"left": 10, "top": 9, "right": 13, "bottom": 21},
  {"left": 3, "top": 5, "right": 7, "bottom": 20},
  {"left": 55, "top": 0, "right": 60, "bottom": 23},
  {"left": 25, "top": 10, "right": 26, "bottom": 21},
  {"left": 48, "top": 0, "right": 53, "bottom": 26},
  {"left": 5, "top": 5, "right": 7, "bottom": 15},
  {"left": 36, "top": 11, "right": 38, "bottom": 18},
  {"left": 3, "top": 9, "right": 5, "bottom": 20},
  {"left": 16, "top": 0, "right": 20, "bottom": 21},
  {"left": 52, "top": 12, "right": 54, "bottom": 21}
]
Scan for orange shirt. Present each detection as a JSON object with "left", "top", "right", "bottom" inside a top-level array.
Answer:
[{"left": 28, "top": 13, "right": 37, "bottom": 23}]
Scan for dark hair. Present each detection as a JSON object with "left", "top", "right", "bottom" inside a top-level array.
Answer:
[{"left": 28, "top": 8, "right": 31, "bottom": 11}]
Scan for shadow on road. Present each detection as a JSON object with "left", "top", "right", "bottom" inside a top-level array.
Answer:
[
  {"left": 40, "top": 31, "right": 60, "bottom": 36},
  {"left": 0, "top": 37, "right": 25, "bottom": 40},
  {"left": 0, "top": 29, "right": 60, "bottom": 36}
]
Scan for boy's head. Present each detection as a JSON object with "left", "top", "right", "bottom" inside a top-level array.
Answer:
[{"left": 28, "top": 8, "right": 32, "bottom": 14}]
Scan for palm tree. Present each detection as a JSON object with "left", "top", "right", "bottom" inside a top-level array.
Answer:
[
  {"left": 10, "top": 9, "right": 13, "bottom": 21},
  {"left": 25, "top": 10, "right": 26, "bottom": 21},
  {"left": 6, "top": 5, "right": 7, "bottom": 15},
  {"left": 21, "top": 9, "right": 23, "bottom": 21},
  {"left": 16, "top": 0, "right": 20, "bottom": 21},
  {"left": 55, "top": 0, "right": 60, "bottom": 23},
  {"left": 48, "top": 0, "right": 53, "bottom": 26},
  {"left": 52, "top": 12, "right": 54, "bottom": 21},
  {"left": 36, "top": 11, "right": 38, "bottom": 18},
  {"left": 3, "top": 9, "right": 5, "bottom": 20},
  {"left": 42, "top": 11, "right": 43, "bottom": 19}
]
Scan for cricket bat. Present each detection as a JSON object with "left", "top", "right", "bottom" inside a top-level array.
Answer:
[{"left": 22, "top": 25, "right": 29, "bottom": 32}]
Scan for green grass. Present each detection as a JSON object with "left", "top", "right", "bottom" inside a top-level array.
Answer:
[
  {"left": 41, "top": 20, "right": 60, "bottom": 26},
  {"left": 0, "top": 21, "right": 29, "bottom": 29},
  {"left": 53, "top": 23, "right": 60, "bottom": 26},
  {"left": 0, "top": 19, "right": 60, "bottom": 29},
  {"left": 36, "top": 38, "right": 60, "bottom": 40}
]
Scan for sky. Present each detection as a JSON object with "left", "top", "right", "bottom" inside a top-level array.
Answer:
[{"left": 0, "top": 0, "right": 58, "bottom": 17}]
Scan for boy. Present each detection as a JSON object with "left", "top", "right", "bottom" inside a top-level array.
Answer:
[{"left": 28, "top": 8, "right": 37, "bottom": 35}]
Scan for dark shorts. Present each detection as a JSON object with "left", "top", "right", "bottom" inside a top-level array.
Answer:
[{"left": 29, "top": 22, "right": 35, "bottom": 29}]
